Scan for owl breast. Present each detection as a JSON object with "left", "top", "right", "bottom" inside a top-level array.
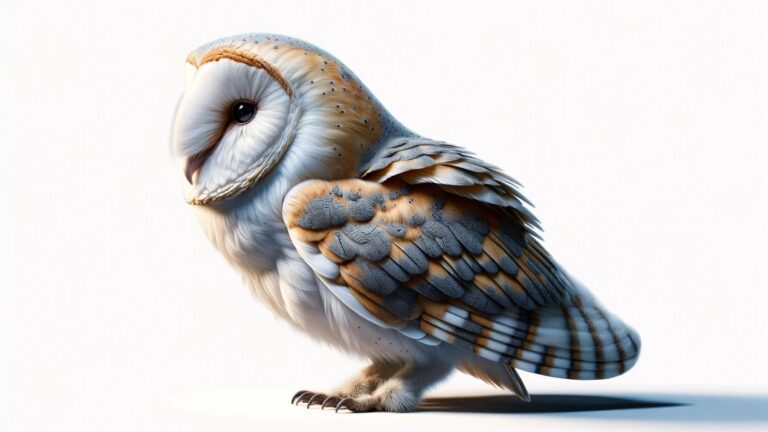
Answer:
[
  {"left": 190, "top": 175, "right": 438, "bottom": 363},
  {"left": 192, "top": 173, "right": 300, "bottom": 315}
]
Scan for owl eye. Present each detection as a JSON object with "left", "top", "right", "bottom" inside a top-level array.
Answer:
[{"left": 230, "top": 101, "right": 256, "bottom": 124}]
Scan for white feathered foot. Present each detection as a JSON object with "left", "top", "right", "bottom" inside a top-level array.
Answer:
[{"left": 292, "top": 359, "right": 455, "bottom": 412}]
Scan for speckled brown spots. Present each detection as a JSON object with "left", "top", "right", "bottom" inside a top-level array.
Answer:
[
  {"left": 186, "top": 38, "right": 383, "bottom": 181},
  {"left": 266, "top": 48, "right": 382, "bottom": 176}
]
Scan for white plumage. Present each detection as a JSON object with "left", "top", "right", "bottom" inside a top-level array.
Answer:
[{"left": 171, "top": 33, "right": 640, "bottom": 412}]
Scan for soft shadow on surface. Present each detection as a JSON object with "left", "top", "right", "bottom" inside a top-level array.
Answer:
[
  {"left": 420, "top": 393, "right": 768, "bottom": 423},
  {"left": 421, "top": 394, "right": 680, "bottom": 413}
]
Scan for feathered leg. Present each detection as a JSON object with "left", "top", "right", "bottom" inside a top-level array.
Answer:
[{"left": 332, "top": 359, "right": 455, "bottom": 413}]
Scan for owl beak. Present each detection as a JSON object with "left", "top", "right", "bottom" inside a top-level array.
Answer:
[{"left": 183, "top": 147, "right": 213, "bottom": 185}]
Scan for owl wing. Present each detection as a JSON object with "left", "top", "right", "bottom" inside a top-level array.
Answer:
[{"left": 282, "top": 137, "right": 640, "bottom": 381}]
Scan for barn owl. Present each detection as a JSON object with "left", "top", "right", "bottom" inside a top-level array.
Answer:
[{"left": 172, "top": 33, "right": 640, "bottom": 413}]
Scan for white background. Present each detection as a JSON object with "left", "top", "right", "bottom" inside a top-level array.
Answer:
[{"left": 1, "top": 1, "right": 766, "bottom": 431}]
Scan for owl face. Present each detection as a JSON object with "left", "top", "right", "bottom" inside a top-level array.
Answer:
[{"left": 172, "top": 34, "right": 388, "bottom": 206}]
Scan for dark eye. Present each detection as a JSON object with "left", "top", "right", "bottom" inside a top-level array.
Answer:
[{"left": 230, "top": 101, "right": 256, "bottom": 124}]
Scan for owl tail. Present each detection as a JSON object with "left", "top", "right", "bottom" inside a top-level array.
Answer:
[
  {"left": 504, "top": 296, "right": 641, "bottom": 380},
  {"left": 458, "top": 298, "right": 640, "bottom": 396}
]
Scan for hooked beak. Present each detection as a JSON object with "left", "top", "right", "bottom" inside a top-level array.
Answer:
[{"left": 183, "top": 147, "right": 214, "bottom": 185}]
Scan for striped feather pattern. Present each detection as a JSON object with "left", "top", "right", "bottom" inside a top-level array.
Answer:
[{"left": 420, "top": 297, "right": 640, "bottom": 379}]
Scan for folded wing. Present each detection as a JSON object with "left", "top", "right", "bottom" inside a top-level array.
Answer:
[{"left": 283, "top": 138, "right": 640, "bottom": 380}]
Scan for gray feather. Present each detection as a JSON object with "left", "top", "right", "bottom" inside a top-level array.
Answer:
[
  {"left": 296, "top": 196, "right": 347, "bottom": 230},
  {"left": 341, "top": 224, "right": 391, "bottom": 261}
]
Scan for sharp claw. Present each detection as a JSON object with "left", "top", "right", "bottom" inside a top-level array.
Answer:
[
  {"left": 335, "top": 397, "right": 353, "bottom": 413},
  {"left": 321, "top": 396, "right": 340, "bottom": 410},
  {"left": 293, "top": 390, "right": 354, "bottom": 411},
  {"left": 291, "top": 390, "right": 308, "bottom": 405},
  {"left": 295, "top": 391, "right": 312, "bottom": 405},
  {"left": 306, "top": 394, "right": 323, "bottom": 409}
]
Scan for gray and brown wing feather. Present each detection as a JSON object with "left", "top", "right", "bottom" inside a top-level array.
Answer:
[{"left": 283, "top": 138, "right": 640, "bottom": 380}]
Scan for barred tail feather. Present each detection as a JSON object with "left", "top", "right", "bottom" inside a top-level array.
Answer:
[
  {"left": 509, "top": 300, "right": 641, "bottom": 380},
  {"left": 420, "top": 292, "right": 640, "bottom": 380}
]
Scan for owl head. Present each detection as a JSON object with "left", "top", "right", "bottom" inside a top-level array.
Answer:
[{"left": 172, "top": 33, "right": 407, "bottom": 206}]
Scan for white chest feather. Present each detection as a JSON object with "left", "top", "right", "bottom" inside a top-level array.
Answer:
[
  {"left": 191, "top": 174, "right": 436, "bottom": 363},
  {"left": 193, "top": 174, "right": 311, "bottom": 319}
]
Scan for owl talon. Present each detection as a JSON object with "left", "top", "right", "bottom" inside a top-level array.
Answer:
[
  {"left": 291, "top": 390, "right": 309, "bottom": 405},
  {"left": 335, "top": 397, "right": 353, "bottom": 413},
  {"left": 320, "top": 396, "right": 340, "bottom": 410},
  {"left": 295, "top": 391, "right": 314, "bottom": 405},
  {"left": 306, "top": 393, "right": 325, "bottom": 408}
]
